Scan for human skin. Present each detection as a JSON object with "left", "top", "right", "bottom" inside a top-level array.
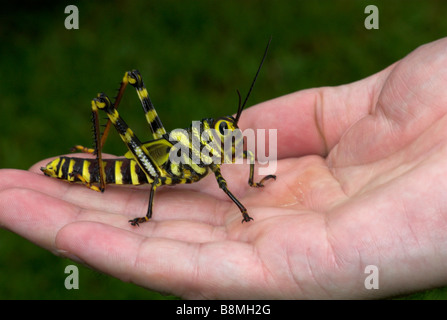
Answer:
[{"left": 1, "top": 37, "right": 447, "bottom": 299}]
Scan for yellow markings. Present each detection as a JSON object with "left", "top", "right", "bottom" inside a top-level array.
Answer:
[
  {"left": 123, "top": 150, "right": 134, "bottom": 160},
  {"left": 170, "top": 129, "right": 210, "bottom": 175},
  {"left": 91, "top": 100, "right": 98, "bottom": 111},
  {"left": 197, "top": 126, "right": 220, "bottom": 164},
  {"left": 137, "top": 88, "right": 149, "bottom": 99},
  {"left": 192, "top": 126, "right": 216, "bottom": 165},
  {"left": 57, "top": 158, "right": 66, "bottom": 178},
  {"left": 89, "top": 184, "right": 102, "bottom": 192},
  {"left": 145, "top": 139, "right": 172, "bottom": 166},
  {"left": 74, "top": 173, "right": 102, "bottom": 192},
  {"left": 72, "top": 145, "right": 95, "bottom": 154},
  {"left": 130, "top": 160, "right": 140, "bottom": 185},
  {"left": 43, "top": 158, "right": 61, "bottom": 177},
  {"left": 145, "top": 109, "right": 158, "bottom": 124},
  {"left": 183, "top": 169, "right": 191, "bottom": 177},
  {"left": 67, "top": 159, "right": 76, "bottom": 182},
  {"left": 170, "top": 130, "right": 189, "bottom": 145},
  {"left": 190, "top": 162, "right": 207, "bottom": 175},
  {"left": 170, "top": 162, "right": 180, "bottom": 176},
  {"left": 180, "top": 150, "right": 207, "bottom": 176},
  {"left": 122, "top": 72, "right": 130, "bottom": 84},
  {"left": 82, "top": 160, "right": 91, "bottom": 183},
  {"left": 115, "top": 161, "right": 123, "bottom": 184},
  {"left": 145, "top": 173, "right": 154, "bottom": 184},
  {"left": 202, "top": 121, "right": 211, "bottom": 130},
  {"left": 126, "top": 72, "right": 138, "bottom": 85},
  {"left": 122, "top": 129, "right": 134, "bottom": 144},
  {"left": 95, "top": 99, "right": 107, "bottom": 109},
  {"left": 155, "top": 127, "right": 167, "bottom": 138},
  {"left": 107, "top": 109, "right": 119, "bottom": 124}
]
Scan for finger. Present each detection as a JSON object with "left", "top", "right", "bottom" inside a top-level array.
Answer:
[
  {"left": 0, "top": 168, "right": 62, "bottom": 193},
  {"left": 1, "top": 169, "right": 231, "bottom": 225},
  {"left": 56, "top": 221, "right": 265, "bottom": 298},
  {"left": 0, "top": 187, "right": 81, "bottom": 251},
  {"left": 0, "top": 187, "right": 228, "bottom": 252},
  {"left": 0, "top": 168, "right": 149, "bottom": 218},
  {"left": 238, "top": 65, "right": 394, "bottom": 159}
]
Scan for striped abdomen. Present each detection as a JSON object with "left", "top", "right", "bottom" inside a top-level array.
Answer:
[{"left": 41, "top": 156, "right": 149, "bottom": 185}]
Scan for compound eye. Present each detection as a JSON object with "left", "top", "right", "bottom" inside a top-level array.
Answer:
[{"left": 217, "top": 121, "right": 229, "bottom": 136}]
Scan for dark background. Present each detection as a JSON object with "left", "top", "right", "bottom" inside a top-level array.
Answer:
[{"left": 1, "top": 0, "right": 446, "bottom": 299}]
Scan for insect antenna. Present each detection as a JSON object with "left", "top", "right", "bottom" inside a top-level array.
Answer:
[{"left": 235, "top": 37, "right": 272, "bottom": 124}]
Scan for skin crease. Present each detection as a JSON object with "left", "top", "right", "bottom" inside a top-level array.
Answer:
[{"left": 1, "top": 38, "right": 447, "bottom": 299}]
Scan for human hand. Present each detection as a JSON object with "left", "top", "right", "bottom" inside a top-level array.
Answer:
[{"left": 1, "top": 37, "right": 447, "bottom": 299}]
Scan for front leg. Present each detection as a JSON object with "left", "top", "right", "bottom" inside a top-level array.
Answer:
[
  {"left": 243, "top": 150, "right": 276, "bottom": 187},
  {"left": 211, "top": 165, "right": 252, "bottom": 223},
  {"left": 129, "top": 181, "right": 157, "bottom": 226}
]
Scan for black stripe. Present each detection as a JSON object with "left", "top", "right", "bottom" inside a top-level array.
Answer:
[
  {"left": 119, "top": 160, "right": 132, "bottom": 184},
  {"left": 72, "top": 158, "right": 84, "bottom": 177},
  {"left": 56, "top": 157, "right": 65, "bottom": 178},
  {"left": 104, "top": 160, "right": 116, "bottom": 184},
  {"left": 141, "top": 96, "right": 155, "bottom": 113},
  {"left": 61, "top": 158, "right": 71, "bottom": 179},
  {"left": 112, "top": 115, "right": 129, "bottom": 136},
  {"left": 170, "top": 177, "right": 183, "bottom": 184},
  {"left": 88, "top": 159, "right": 99, "bottom": 183},
  {"left": 149, "top": 117, "right": 164, "bottom": 133},
  {"left": 140, "top": 95, "right": 165, "bottom": 134},
  {"left": 165, "top": 160, "right": 178, "bottom": 177},
  {"left": 131, "top": 72, "right": 165, "bottom": 134}
]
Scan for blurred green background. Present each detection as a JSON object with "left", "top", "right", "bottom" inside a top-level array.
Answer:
[{"left": 1, "top": 0, "right": 447, "bottom": 299}]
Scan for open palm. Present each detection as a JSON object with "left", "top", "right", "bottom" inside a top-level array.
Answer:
[{"left": 2, "top": 38, "right": 447, "bottom": 299}]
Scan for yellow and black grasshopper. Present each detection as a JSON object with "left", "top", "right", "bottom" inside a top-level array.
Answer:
[{"left": 41, "top": 41, "right": 275, "bottom": 226}]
